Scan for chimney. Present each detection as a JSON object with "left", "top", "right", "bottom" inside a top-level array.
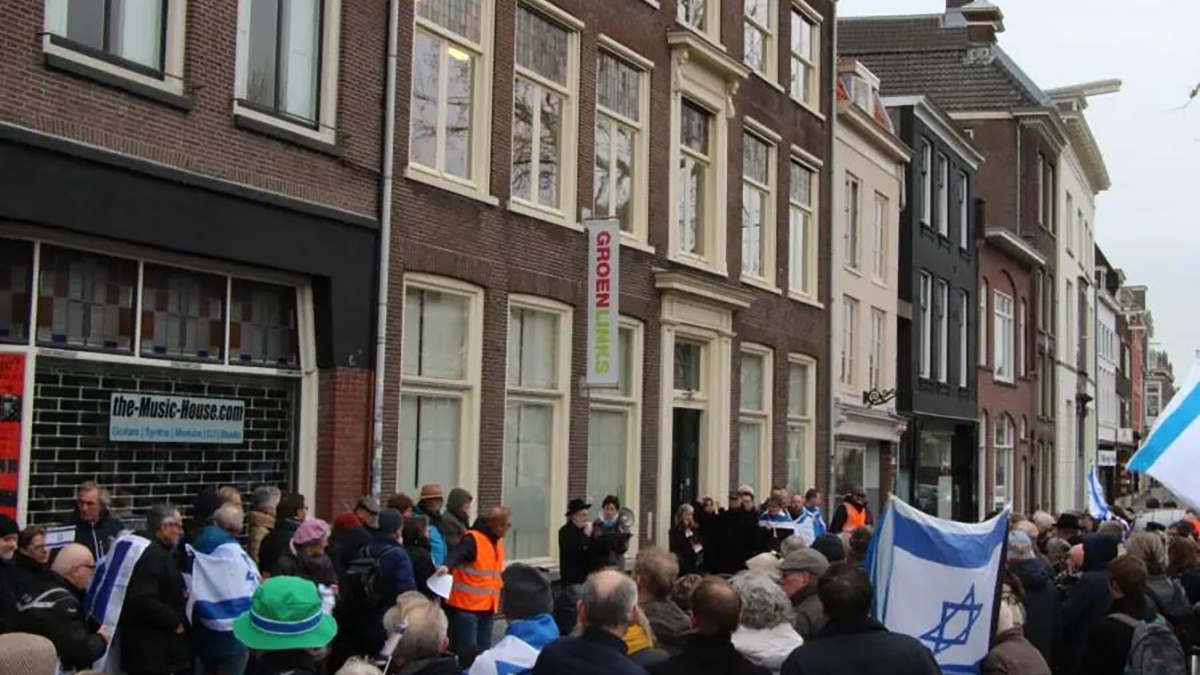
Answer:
[{"left": 945, "top": 1, "right": 1005, "bottom": 44}]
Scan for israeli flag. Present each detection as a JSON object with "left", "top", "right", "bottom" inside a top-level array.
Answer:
[
  {"left": 84, "top": 533, "right": 151, "bottom": 672},
  {"left": 795, "top": 507, "right": 826, "bottom": 546},
  {"left": 186, "top": 542, "right": 261, "bottom": 632},
  {"left": 1129, "top": 362, "right": 1200, "bottom": 507},
  {"left": 1086, "top": 465, "right": 1111, "bottom": 522},
  {"left": 869, "top": 496, "right": 1009, "bottom": 674}
]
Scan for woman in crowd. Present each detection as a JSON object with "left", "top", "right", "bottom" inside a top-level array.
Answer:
[
  {"left": 402, "top": 515, "right": 436, "bottom": 599},
  {"left": 729, "top": 571, "right": 804, "bottom": 674},
  {"left": 1168, "top": 535, "right": 1200, "bottom": 604},
  {"left": 1127, "top": 532, "right": 1191, "bottom": 624},
  {"left": 592, "top": 495, "right": 631, "bottom": 571},
  {"left": 15, "top": 527, "right": 50, "bottom": 577},
  {"left": 272, "top": 518, "right": 339, "bottom": 616},
  {"left": 669, "top": 504, "right": 703, "bottom": 575}
]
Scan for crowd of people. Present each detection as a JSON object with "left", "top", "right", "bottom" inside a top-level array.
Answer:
[{"left": 1, "top": 479, "right": 1198, "bottom": 675}]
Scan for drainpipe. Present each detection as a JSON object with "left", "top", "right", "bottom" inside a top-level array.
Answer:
[
  {"left": 371, "top": 0, "right": 401, "bottom": 498},
  {"left": 826, "top": 1, "right": 841, "bottom": 514}
]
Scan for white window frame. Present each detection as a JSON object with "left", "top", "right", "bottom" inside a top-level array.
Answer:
[
  {"left": 844, "top": 173, "right": 861, "bottom": 272},
  {"left": 788, "top": 150, "right": 821, "bottom": 304},
  {"left": 869, "top": 307, "right": 885, "bottom": 390},
  {"left": 595, "top": 37, "right": 653, "bottom": 248},
  {"left": 993, "top": 414, "right": 1014, "bottom": 508},
  {"left": 994, "top": 289, "right": 1014, "bottom": 383},
  {"left": 44, "top": 0, "right": 189, "bottom": 100},
  {"left": 789, "top": 1, "right": 821, "bottom": 115},
  {"left": 509, "top": 1, "right": 583, "bottom": 229},
  {"left": 677, "top": 0, "right": 722, "bottom": 44},
  {"left": 1036, "top": 153, "right": 1046, "bottom": 228},
  {"left": 959, "top": 290, "right": 969, "bottom": 388},
  {"left": 937, "top": 153, "right": 950, "bottom": 237},
  {"left": 786, "top": 354, "right": 817, "bottom": 493},
  {"left": 587, "top": 317, "right": 643, "bottom": 552},
  {"left": 741, "top": 121, "right": 779, "bottom": 289},
  {"left": 233, "top": 0, "right": 343, "bottom": 146},
  {"left": 739, "top": 344, "right": 774, "bottom": 498},
  {"left": 871, "top": 191, "right": 888, "bottom": 282},
  {"left": 979, "top": 279, "right": 988, "bottom": 367},
  {"left": 978, "top": 411, "right": 988, "bottom": 521},
  {"left": 503, "top": 294, "right": 573, "bottom": 564},
  {"left": 920, "top": 141, "right": 932, "bottom": 226},
  {"left": 958, "top": 170, "right": 969, "bottom": 250},
  {"left": 937, "top": 279, "right": 949, "bottom": 383},
  {"left": 743, "top": 0, "right": 777, "bottom": 82},
  {"left": 397, "top": 274, "right": 484, "bottom": 499},
  {"left": 1065, "top": 193, "right": 1075, "bottom": 257},
  {"left": 405, "top": 0, "right": 496, "bottom": 203},
  {"left": 1018, "top": 298, "right": 1027, "bottom": 377},
  {"left": 840, "top": 295, "right": 858, "bottom": 386},
  {"left": 919, "top": 272, "right": 932, "bottom": 379}
]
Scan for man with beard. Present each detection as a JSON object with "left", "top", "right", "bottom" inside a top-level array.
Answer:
[{"left": 415, "top": 485, "right": 448, "bottom": 566}]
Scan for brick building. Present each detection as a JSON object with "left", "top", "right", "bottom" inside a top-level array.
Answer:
[
  {"left": 0, "top": 0, "right": 385, "bottom": 522},
  {"left": 381, "top": 0, "right": 836, "bottom": 562}
]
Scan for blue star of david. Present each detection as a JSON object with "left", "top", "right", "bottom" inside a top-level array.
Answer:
[{"left": 919, "top": 584, "right": 985, "bottom": 656}]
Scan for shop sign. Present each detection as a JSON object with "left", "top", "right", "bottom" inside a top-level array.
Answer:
[
  {"left": 586, "top": 218, "right": 620, "bottom": 388},
  {"left": 0, "top": 353, "right": 25, "bottom": 519},
  {"left": 1098, "top": 449, "right": 1117, "bottom": 467},
  {"left": 109, "top": 392, "right": 246, "bottom": 444}
]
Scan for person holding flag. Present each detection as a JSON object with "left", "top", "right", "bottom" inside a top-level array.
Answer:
[
  {"left": 189, "top": 503, "right": 261, "bottom": 675},
  {"left": 793, "top": 490, "right": 826, "bottom": 547}
]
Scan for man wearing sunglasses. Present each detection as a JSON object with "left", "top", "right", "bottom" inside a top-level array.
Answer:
[{"left": 16, "top": 543, "right": 109, "bottom": 671}]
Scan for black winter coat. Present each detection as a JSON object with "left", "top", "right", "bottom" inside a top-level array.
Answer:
[
  {"left": 0, "top": 557, "right": 18, "bottom": 634},
  {"left": 668, "top": 523, "right": 702, "bottom": 576},
  {"left": 559, "top": 521, "right": 594, "bottom": 586},
  {"left": 1009, "top": 557, "right": 1061, "bottom": 668},
  {"left": 406, "top": 538, "right": 436, "bottom": 600},
  {"left": 649, "top": 633, "right": 771, "bottom": 675},
  {"left": 251, "top": 649, "right": 323, "bottom": 675},
  {"left": 257, "top": 517, "right": 302, "bottom": 575},
  {"left": 119, "top": 533, "right": 190, "bottom": 675},
  {"left": 388, "top": 654, "right": 463, "bottom": 675},
  {"left": 1079, "top": 594, "right": 1160, "bottom": 675},
  {"left": 61, "top": 509, "right": 126, "bottom": 560},
  {"left": 1057, "top": 533, "right": 1118, "bottom": 675},
  {"left": 532, "top": 627, "right": 649, "bottom": 675},
  {"left": 780, "top": 618, "right": 940, "bottom": 675},
  {"left": 16, "top": 572, "right": 107, "bottom": 670}
]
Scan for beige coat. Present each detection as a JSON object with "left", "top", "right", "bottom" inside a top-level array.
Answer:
[{"left": 246, "top": 510, "right": 275, "bottom": 563}]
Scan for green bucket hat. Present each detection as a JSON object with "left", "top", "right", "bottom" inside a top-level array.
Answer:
[{"left": 232, "top": 576, "right": 337, "bottom": 651}]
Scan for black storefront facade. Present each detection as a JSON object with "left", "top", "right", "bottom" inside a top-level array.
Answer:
[
  {"left": 886, "top": 97, "right": 986, "bottom": 521},
  {"left": 0, "top": 126, "right": 377, "bottom": 524}
]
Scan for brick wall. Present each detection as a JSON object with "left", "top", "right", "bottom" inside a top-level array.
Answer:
[{"left": 315, "top": 367, "right": 372, "bottom": 519}]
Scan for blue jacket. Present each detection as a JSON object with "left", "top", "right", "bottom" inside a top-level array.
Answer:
[
  {"left": 190, "top": 526, "right": 248, "bottom": 662},
  {"left": 367, "top": 534, "right": 416, "bottom": 607},
  {"left": 470, "top": 613, "right": 560, "bottom": 675},
  {"left": 533, "top": 626, "right": 648, "bottom": 675},
  {"left": 416, "top": 506, "right": 447, "bottom": 566}
]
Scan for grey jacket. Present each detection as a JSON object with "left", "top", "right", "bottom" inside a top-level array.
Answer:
[
  {"left": 791, "top": 586, "right": 826, "bottom": 639},
  {"left": 641, "top": 600, "right": 693, "bottom": 655}
]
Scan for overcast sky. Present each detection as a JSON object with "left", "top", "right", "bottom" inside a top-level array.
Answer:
[{"left": 841, "top": 0, "right": 1200, "bottom": 383}]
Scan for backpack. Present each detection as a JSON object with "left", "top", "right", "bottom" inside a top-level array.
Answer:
[
  {"left": 339, "top": 545, "right": 386, "bottom": 613},
  {"left": 1109, "top": 613, "right": 1187, "bottom": 675}
]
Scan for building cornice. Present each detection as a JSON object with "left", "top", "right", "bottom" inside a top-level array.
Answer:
[
  {"left": 838, "top": 100, "right": 913, "bottom": 163},
  {"left": 883, "top": 95, "right": 985, "bottom": 170}
]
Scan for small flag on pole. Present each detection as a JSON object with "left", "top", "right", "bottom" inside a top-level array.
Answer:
[
  {"left": 1086, "top": 464, "right": 1111, "bottom": 522},
  {"left": 1129, "top": 362, "right": 1200, "bottom": 507}
]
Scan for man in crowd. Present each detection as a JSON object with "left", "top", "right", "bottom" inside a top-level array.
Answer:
[
  {"left": 633, "top": 547, "right": 691, "bottom": 654},
  {"left": 1007, "top": 531, "right": 1059, "bottom": 667},
  {"left": 191, "top": 503, "right": 259, "bottom": 675},
  {"left": 779, "top": 549, "right": 829, "bottom": 639},
  {"left": 1081, "top": 555, "right": 1184, "bottom": 675},
  {"left": 0, "top": 513, "right": 20, "bottom": 633},
  {"left": 387, "top": 600, "right": 460, "bottom": 675},
  {"left": 1058, "top": 533, "right": 1119, "bottom": 675},
  {"left": 330, "top": 496, "right": 380, "bottom": 570},
  {"left": 15, "top": 543, "right": 108, "bottom": 671},
  {"left": 781, "top": 562, "right": 940, "bottom": 675},
  {"left": 121, "top": 504, "right": 191, "bottom": 675},
  {"left": 649, "top": 576, "right": 769, "bottom": 675},
  {"left": 758, "top": 496, "right": 796, "bottom": 553},
  {"left": 829, "top": 488, "right": 872, "bottom": 535},
  {"left": 246, "top": 486, "right": 281, "bottom": 564},
  {"left": 557, "top": 498, "right": 595, "bottom": 635},
  {"left": 62, "top": 481, "right": 125, "bottom": 560},
  {"left": 258, "top": 493, "right": 307, "bottom": 573},
  {"left": 415, "top": 484, "right": 448, "bottom": 566},
  {"left": 849, "top": 527, "right": 873, "bottom": 568},
  {"left": 345, "top": 508, "right": 416, "bottom": 660},
  {"left": 533, "top": 569, "right": 648, "bottom": 675},
  {"left": 232, "top": 576, "right": 337, "bottom": 675},
  {"left": 441, "top": 505, "right": 511, "bottom": 666},
  {"left": 470, "top": 563, "right": 560, "bottom": 675},
  {"left": 1055, "top": 512, "right": 1083, "bottom": 545},
  {"left": 794, "top": 490, "right": 826, "bottom": 546}
]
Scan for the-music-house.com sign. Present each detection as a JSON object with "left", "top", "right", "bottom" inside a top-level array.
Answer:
[{"left": 109, "top": 392, "right": 246, "bottom": 444}]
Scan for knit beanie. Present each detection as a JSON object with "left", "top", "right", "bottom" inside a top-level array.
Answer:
[
  {"left": 0, "top": 633, "right": 57, "bottom": 675},
  {"left": 501, "top": 563, "right": 553, "bottom": 620},
  {"left": 0, "top": 514, "right": 18, "bottom": 539}
]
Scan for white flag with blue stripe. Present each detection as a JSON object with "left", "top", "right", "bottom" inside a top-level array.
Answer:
[
  {"left": 84, "top": 532, "right": 151, "bottom": 672},
  {"left": 869, "top": 496, "right": 1009, "bottom": 674},
  {"left": 1129, "top": 362, "right": 1200, "bottom": 507},
  {"left": 186, "top": 542, "right": 261, "bottom": 632},
  {"left": 1086, "top": 464, "right": 1111, "bottom": 522}
]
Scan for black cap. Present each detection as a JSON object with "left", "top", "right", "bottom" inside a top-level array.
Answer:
[
  {"left": 566, "top": 498, "right": 591, "bottom": 517},
  {"left": 1055, "top": 512, "right": 1081, "bottom": 530},
  {"left": 0, "top": 514, "right": 18, "bottom": 539},
  {"left": 378, "top": 508, "right": 403, "bottom": 535},
  {"left": 502, "top": 563, "right": 553, "bottom": 620}
]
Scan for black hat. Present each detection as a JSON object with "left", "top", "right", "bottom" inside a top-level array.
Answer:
[
  {"left": 0, "top": 514, "right": 18, "bottom": 539},
  {"left": 566, "top": 498, "right": 591, "bottom": 517},
  {"left": 812, "top": 534, "right": 847, "bottom": 563},
  {"left": 501, "top": 563, "right": 553, "bottom": 620},
  {"left": 1055, "top": 512, "right": 1082, "bottom": 530}
]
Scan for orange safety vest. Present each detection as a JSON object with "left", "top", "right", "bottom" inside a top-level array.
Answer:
[
  {"left": 447, "top": 530, "right": 504, "bottom": 613},
  {"left": 844, "top": 503, "right": 868, "bottom": 531}
]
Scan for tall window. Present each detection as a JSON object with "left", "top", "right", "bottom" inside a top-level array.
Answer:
[
  {"left": 1018, "top": 298, "right": 1027, "bottom": 377},
  {"left": 979, "top": 279, "right": 988, "bottom": 366},
  {"left": 678, "top": 0, "right": 711, "bottom": 33},
  {"left": 787, "top": 356, "right": 816, "bottom": 493},
  {"left": 679, "top": 100, "right": 713, "bottom": 259},
  {"left": 959, "top": 290, "right": 969, "bottom": 388},
  {"left": 840, "top": 296, "right": 858, "bottom": 385},
  {"left": 1065, "top": 193, "right": 1075, "bottom": 256},
  {"left": 595, "top": 51, "right": 646, "bottom": 236},
  {"left": 869, "top": 308, "right": 885, "bottom": 390},
  {"left": 739, "top": 348, "right": 772, "bottom": 497},
  {"left": 789, "top": 5, "right": 819, "bottom": 108},
  {"left": 994, "top": 290, "right": 1014, "bottom": 382},
  {"left": 742, "top": 132, "right": 774, "bottom": 281},
  {"left": 872, "top": 192, "right": 888, "bottom": 282},
  {"left": 47, "top": 0, "right": 167, "bottom": 71},
  {"left": 1048, "top": 273, "right": 1057, "bottom": 336},
  {"left": 241, "top": 0, "right": 325, "bottom": 124},
  {"left": 920, "top": 142, "right": 932, "bottom": 225},
  {"left": 994, "top": 415, "right": 1014, "bottom": 508},
  {"left": 505, "top": 299, "right": 571, "bottom": 561},
  {"left": 1036, "top": 271, "right": 1045, "bottom": 331},
  {"left": 400, "top": 278, "right": 481, "bottom": 497},
  {"left": 588, "top": 322, "right": 641, "bottom": 518},
  {"left": 937, "top": 153, "right": 950, "bottom": 237},
  {"left": 844, "top": 174, "right": 861, "bottom": 270},
  {"left": 0, "top": 240, "right": 33, "bottom": 345},
  {"left": 919, "top": 272, "right": 932, "bottom": 379},
  {"left": 1036, "top": 153, "right": 1046, "bottom": 228},
  {"left": 1045, "top": 163, "right": 1056, "bottom": 233},
  {"left": 411, "top": 0, "right": 487, "bottom": 185},
  {"left": 937, "top": 280, "right": 949, "bottom": 383},
  {"left": 958, "top": 170, "right": 970, "bottom": 250},
  {"left": 512, "top": 6, "right": 576, "bottom": 216},
  {"left": 979, "top": 411, "right": 988, "bottom": 518},
  {"left": 744, "top": 0, "right": 775, "bottom": 77},
  {"left": 789, "top": 159, "right": 817, "bottom": 298}
]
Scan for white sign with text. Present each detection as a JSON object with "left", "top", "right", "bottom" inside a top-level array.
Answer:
[{"left": 109, "top": 392, "right": 246, "bottom": 444}]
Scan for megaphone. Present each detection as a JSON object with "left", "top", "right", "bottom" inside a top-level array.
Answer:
[{"left": 617, "top": 507, "right": 636, "bottom": 534}]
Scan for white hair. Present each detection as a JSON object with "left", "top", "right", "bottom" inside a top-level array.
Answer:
[
  {"left": 251, "top": 486, "right": 282, "bottom": 513},
  {"left": 730, "top": 571, "right": 794, "bottom": 629},
  {"left": 396, "top": 602, "right": 449, "bottom": 662},
  {"left": 334, "top": 657, "right": 382, "bottom": 675},
  {"left": 214, "top": 504, "right": 245, "bottom": 533}
]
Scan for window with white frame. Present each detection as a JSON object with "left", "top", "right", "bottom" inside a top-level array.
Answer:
[
  {"left": 1036, "top": 271, "right": 1045, "bottom": 331},
  {"left": 937, "top": 153, "right": 949, "bottom": 237},
  {"left": 45, "top": 0, "right": 178, "bottom": 77},
  {"left": 410, "top": 0, "right": 492, "bottom": 191},
  {"left": 505, "top": 298, "right": 571, "bottom": 561},
  {"left": 400, "top": 277, "right": 481, "bottom": 497},
  {"left": 1036, "top": 153, "right": 1046, "bottom": 228},
  {"left": 595, "top": 48, "right": 648, "bottom": 238},
  {"left": 840, "top": 296, "right": 858, "bottom": 385},
  {"left": 937, "top": 279, "right": 949, "bottom": 383},
  {"left": 742, "top": 131, "right": 775, "bottom": 282},
  {"left": 511, "top": 5, "right": 578, "bottom": 219},
  {"left": 1065, "top": 193, "right": 1075, "bottom": 256},
  {"left": 236, "top": 0, "right": 336, "bottom": 128},
  {"left": 872, "top": 191, "right": 887, "bottom": 282},
  {"left": 959, "top": 170, "right": 969, "bottom": 250},
  {"left": 739, "top": 347, "right": 772, "bottom": 497},
  {"left": 788, "top": 158, "right": 817, "bottom": 299},
  {"left": 744, "top": 0, "right": 775, "bottom": 78},
  {"left": 869, "top": 308, "right": 885, "bottom": 390},
  {"left": 844, "top": 173, "right": 861, "bottom": 271},
  {"left": 979, "top": 411, "right": 988, "bottom": 517},
  {"left": 994, "top": 290, "right": 1014, "bottom": 382},
  {"left": 678, "top": 0, "right": 720, "bottom": 40},
  {"left": 1045, "top": 162, "right": 1056, "bottom": 234},
  {"left": 1076, "top": 210, "right": 1084, "bottom": 258},
  {"left": 787, "top": 356, "right": 816, "bottom": 493},
  {"left": 979, "top": 279, "right": 988, "bottom": 367},
  {"left": 994, "top": 414, "right": 1014, "bottom": 507},
  {"left": 959, "top": 290, "right": 969, "bottom": 388},
  {"left": 1018, "top": 298, "right": 1027, "bottom": 377},
  {"left": 789, "top": 4, "right": 819, "bottom": 108},
  {"left": 588, "top": 321, "right": 641, "bottom": 517},
  {"left": 921, "top": 142, "right": 932, "bottom": 226},
  {"left": 919, "top": 272, "right": 931, "bottom": 379},
  {"left": 678, "top": 100, "right": 715, "bottom": 261}
]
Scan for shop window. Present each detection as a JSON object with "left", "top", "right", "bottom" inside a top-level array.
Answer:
[
  {"left": 140, "top": 265, "right": 226, "bottom": 362},
  {"left": 229, "top": 279, "right": 299, "bottom": 368},
  {"left": 37, "top": 245, "right": 137, "bottom": 353},
  {"left": 833, "top": 442, "right": 865, "bottom": 499},
  {"left": 0, "top": 240, "right": 33, "bottom": 344}
]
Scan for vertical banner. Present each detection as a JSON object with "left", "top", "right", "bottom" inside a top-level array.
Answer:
[
  {"left": 586, "top": 218, "right": 621, "bottom": 388},
  {"left": 0, "top": 353, "right": 25, "bottom": 519}
]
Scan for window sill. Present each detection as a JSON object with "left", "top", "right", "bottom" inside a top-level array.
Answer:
[
  {"left": 751, "top": 70, "right": 786, "bottom": 94},
  {"left": 638, "top": 0, "right": 660, "bottom": 7},
  {"left": 677, "top": 21, "right": 726, "bottom": 53},
  {"left": 742, "top": 275, "right": 782, "bottom": 295},
  {"left": 843, "top": 265, "right": 863, "bottom": 278},
  {"left": 871, "top": 277, "right": 889, "bottom": 291},
  {"left": 671, "top": 253, "right": 728, "bottom": 278},
  {"left": 787, "top": 291, "right": 823, "bottom": 309},
  {"left": 509, "top": 199, "right": 581, "bottom": 231},
  {"left": 234, "top": 107, "right": 341, "bottom": 157},
  {"left": 43, "top": 40, "right": 191, "bottom": 111},
  {"left": 404, "top": 167, "right": 500, "bottom": 207},
  {"left": 620, "top": 234, "right": 656, "bottom": 255},
  {"left": 795, "top": 99, "right": 827, "bottom": 123}
]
